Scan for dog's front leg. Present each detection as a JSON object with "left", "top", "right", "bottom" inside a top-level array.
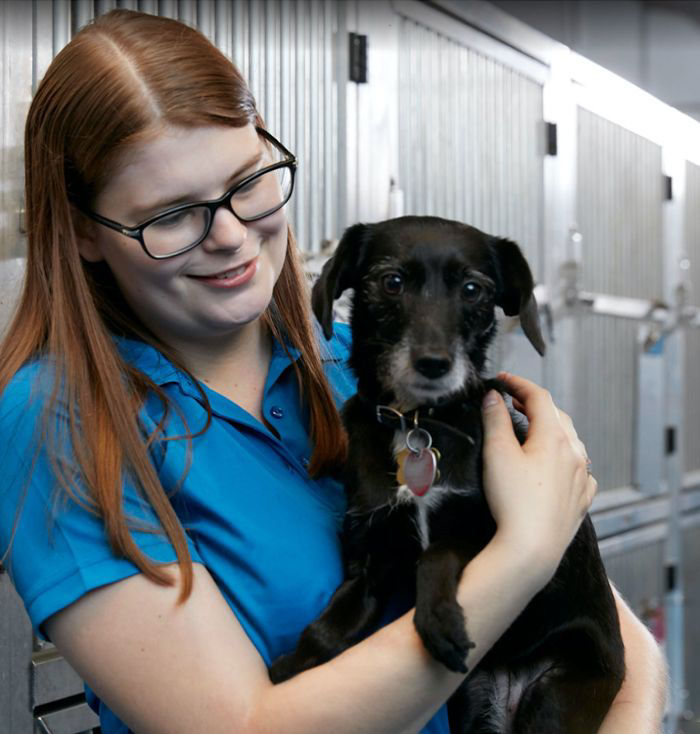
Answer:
[
  {"left": 414, "top": 541, "right": 475, "bottom": 674},
  {"left": 268, "top": 569, "right": 381, "bottom": 683}
]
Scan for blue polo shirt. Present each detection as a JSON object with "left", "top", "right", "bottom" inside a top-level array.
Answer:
[{"left": 0, "top": 323, "right": 450, "bottom": 734}]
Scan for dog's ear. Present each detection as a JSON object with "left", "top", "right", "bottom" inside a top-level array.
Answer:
[
  {"left": 489, "top": 237, "right": 546, "bottom": 356},
  {"left": 312, "top": 223, "right": 372, "bottom": 340}
]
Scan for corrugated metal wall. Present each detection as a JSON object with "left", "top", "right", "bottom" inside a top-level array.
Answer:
[
  {"left": 0, "top": 1, "right": 32, "bottom": 263},
  {"left": 604, "top": 537, "right": 666, "bottom": 613},
  {"left": 1, "top": 0, "right": 340, "bottom": 258},
  {"left": 397, "top": 17, "right": 544, "bottom": 276},
  {"left": 575, "top": 107, "right": 664, "bottom": 492},
  {"left": 683, "top": 516, "right": 700, "bottom": 719},
  {"left": 685, "top": 161, "right": 700, "bottom": 474}
]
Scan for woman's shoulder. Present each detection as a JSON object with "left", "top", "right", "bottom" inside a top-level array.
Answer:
[
  {"left": 0, "top": 356, "right": 57, "bottom": 422},
  {"left": 320, "top": 321, "right": 352, "bottom": 362}
]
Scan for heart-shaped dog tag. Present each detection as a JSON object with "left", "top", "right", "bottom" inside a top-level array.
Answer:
[{"left": 403, "top": 448, "right": 437, "bottom": 497}]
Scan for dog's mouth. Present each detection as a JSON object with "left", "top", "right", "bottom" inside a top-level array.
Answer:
[{"left": 380, "top": 340, "right": 475, "bottom": 408}]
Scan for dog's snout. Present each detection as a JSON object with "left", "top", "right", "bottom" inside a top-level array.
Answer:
[{"left": 414, "top": 355, "right": 452, "bottom": 379}]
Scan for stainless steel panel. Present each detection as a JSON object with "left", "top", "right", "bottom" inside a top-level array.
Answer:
[
  {"left": 685, "top": 162, "right": 700, "bottom": 473},
  {"left": 175, "top": 0, "right": 196, "bottom": 26},
  {"left": 683, "top": 513, "right": 700, "bottom": 720},
  {"left": 31, "top": 651, "right": 85, "bottom": 708},
  {"left": 0, "top": 257, "right": 26, "bottom": 337},
  {"left": 196, "top": 0, "right": 215, "bottom": 42},
  {"left": 52, "top": 0, "right": 70, "bottom": 57},
  {"left": 0, "top": 572, "right": 34, "bottom": 734},
  {"left": 634, "top": 332, "right": 665, "bottom": 494},
  {"left": 71, "top": 1, "right": 93, "bottom": 34},
  {"left": 1, "top": 0, "right": 32, "bottom": 262},
  {"left": 35, "top": 702, "right": 100, "bottom": 734},
  {"left": 602, "top": 534, "right": 666, "bottom": 616},
  {"left": 575, "top": 108, "right": 664, "bottom": 492}
]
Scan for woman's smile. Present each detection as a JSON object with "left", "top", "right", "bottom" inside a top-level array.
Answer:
[{"left": 186, "top": 256, "right": 259, "bottom": 287}]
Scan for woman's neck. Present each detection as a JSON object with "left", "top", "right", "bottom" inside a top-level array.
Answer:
[{"left": 169, "top": 320, "right": 273, "bottom": 422}]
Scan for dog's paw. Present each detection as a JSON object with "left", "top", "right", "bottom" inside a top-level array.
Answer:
[{"left": 414, "top": 598, "right": 475, "bottom": 674}]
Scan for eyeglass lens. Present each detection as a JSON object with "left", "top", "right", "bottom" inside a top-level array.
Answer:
[{"left": 142, "top": 165, "right": 293, "bottom": 257}]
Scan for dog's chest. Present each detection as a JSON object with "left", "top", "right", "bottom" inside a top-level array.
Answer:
[{"left": 391, "top": 431, "right": 479, "bottom": 550}]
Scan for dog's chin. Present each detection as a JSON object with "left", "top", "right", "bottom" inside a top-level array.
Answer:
[{"left": 391, "top": 379, "right": 464, "bottom": 411}]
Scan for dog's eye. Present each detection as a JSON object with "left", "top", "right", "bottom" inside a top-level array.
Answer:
[
  {"left": 382, "top": 273, "right": 404, "bottom": 295},
  {"left": 462, "top": 281, "right": 483, "bottom": 302}
]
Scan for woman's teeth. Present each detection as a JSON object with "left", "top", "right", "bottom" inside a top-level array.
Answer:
[{"left": 214, "top": 264, "right": 247, "bottom": 279}]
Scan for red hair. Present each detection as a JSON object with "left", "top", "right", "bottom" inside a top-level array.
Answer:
[{"left": 0, "top": 10, "right": 347, "bottom": 600}]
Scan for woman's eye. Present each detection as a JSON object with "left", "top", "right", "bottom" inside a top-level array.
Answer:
[
  {"left": 462, "top": 281, "right": 482, "bottom": 302},
  {"left": 152, "top": 210, "right": 193, "bottom": 229},
  {"left": 235, "top": 176, "right": 262, "bottom": 196},
  {"left": 382, "top": 272, "right": 404, "bottom": 295}
]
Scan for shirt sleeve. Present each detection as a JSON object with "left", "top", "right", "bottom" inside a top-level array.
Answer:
[{"left": 0, "top": 363, "right": 201, "bottom": 640}]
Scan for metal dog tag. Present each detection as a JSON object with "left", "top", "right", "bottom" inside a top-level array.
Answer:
[
  {"left": 396, "top": 427, "right": 439, "bottom": 496},
  {"left": 402, "top": 448, "right": 437, "bottom": 496}
]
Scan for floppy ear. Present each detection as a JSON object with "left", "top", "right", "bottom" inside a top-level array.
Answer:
[
  {"left": 311, "top": 223, "right": 371, "bottom": 340},
  {"left": 489, "top": 237, "right": 546, "bottom": 356}
]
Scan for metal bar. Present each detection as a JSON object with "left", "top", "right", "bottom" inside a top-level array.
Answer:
[{"left": 214, "top": 0, "right": 232, "bottom": 59}]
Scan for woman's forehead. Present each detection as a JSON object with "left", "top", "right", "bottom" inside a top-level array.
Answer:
[{"left": 98, "top": 123, "right": 262, "bottom": 215}]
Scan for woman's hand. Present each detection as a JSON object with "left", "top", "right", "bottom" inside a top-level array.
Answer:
[{"left": 480, "top": 372, "right": 596, "bottom": 583}]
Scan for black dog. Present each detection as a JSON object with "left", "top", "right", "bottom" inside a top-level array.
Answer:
[{"left": 270, "top": 216, "right": 624, "bottom": 733}]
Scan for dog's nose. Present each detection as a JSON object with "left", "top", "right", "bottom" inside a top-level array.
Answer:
[{"left": 414, "top": 356, "right": 452, "bottom": 379}]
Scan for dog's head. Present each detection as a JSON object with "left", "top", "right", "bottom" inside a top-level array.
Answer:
[{"left": 312, "top": 216, "right": 545, "bottom": 407}]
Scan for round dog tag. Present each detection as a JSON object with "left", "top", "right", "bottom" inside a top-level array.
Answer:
[{"left": 403, "top": 448, "right": 437, "bottom": 497}]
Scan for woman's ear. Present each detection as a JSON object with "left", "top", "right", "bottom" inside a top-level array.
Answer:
[{"left": 71, "top": 207, "right": 105, "bottom": 263}]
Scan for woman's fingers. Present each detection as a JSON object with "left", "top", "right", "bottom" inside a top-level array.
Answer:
[
  {"left": 496, "top": 372, "right": 561, "bottom": 443},
  {"left": 499, "top": 372, "right": 591, "bottom": 467},
  {"left": 481, "top": 390, "right": 521, "bottom": 455}
]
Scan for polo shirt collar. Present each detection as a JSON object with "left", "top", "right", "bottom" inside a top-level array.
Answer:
[{"left": 112, "top": 322, "right": 350, "bottom": 391}]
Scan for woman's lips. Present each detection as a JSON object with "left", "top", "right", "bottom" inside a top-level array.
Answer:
[{"left": 187, "top": 258, "right": 258, "bottom": 288}]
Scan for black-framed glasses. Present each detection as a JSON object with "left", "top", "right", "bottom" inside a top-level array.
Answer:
[{"left": 77, "top": 127, "right": 297, "bottom": 259}]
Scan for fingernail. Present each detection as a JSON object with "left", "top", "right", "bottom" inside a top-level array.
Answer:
[{"left": 482, "top": 390, "right": 499, "bottom": 411}]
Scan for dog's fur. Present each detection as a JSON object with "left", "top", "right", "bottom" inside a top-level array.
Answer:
[{"left": 270, "top": 216, "right": 624, "bottom": 733}]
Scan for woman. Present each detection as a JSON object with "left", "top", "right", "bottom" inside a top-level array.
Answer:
[{"left": 0, "top": 10, "right": 665, "bottom": 734}]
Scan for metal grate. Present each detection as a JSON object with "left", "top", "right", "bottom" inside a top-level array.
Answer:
[
  {"left": 685, "top": 162, "right": 700, "bottom": 473},
  {"left": 575, "top": 108, "right": 664, "bottom": 492},
  {"left": 397, "top": 16, "right": 544, "bottom": 274},
  {"left": 603, "top": 538, "right": 666, "bottom": 615}
]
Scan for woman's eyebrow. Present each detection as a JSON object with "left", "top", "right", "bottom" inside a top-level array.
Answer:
[{"left": 131, "top": 150, "right": 264, "bottom": 219}]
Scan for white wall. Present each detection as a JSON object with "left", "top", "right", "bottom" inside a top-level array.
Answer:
[{"left": 489, "top": 0, "right": 700, "bottom": 121}]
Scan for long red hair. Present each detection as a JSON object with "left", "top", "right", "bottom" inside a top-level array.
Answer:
[{"left": 0, "top": 9, "right": 347, "bottom": 600}]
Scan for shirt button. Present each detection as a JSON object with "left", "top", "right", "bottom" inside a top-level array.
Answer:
[{"left": 270, "top": 406, "right": 284, "bottom": 419}]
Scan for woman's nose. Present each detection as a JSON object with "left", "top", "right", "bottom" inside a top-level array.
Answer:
[{"left": 201, "top": 205, "right": 247, "bottom": 252}]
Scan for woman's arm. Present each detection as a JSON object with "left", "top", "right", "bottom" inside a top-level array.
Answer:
[
  {"left": 45, "top": 374, "right": 594, "bottom": 734},
  {"left": 599, "top": 586, "right": 668, "bottom": 734},
  {"left": 46, "top": 546, "right": 547, "bottom": 734}
]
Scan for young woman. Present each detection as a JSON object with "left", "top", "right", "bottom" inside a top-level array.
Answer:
[{"left": 0, "top": 10, "right": 665, "bottom": 734}]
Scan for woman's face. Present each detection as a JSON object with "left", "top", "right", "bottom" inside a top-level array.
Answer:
[{"left": 80, "top": 124, "right": 289, "bottom": 349}]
